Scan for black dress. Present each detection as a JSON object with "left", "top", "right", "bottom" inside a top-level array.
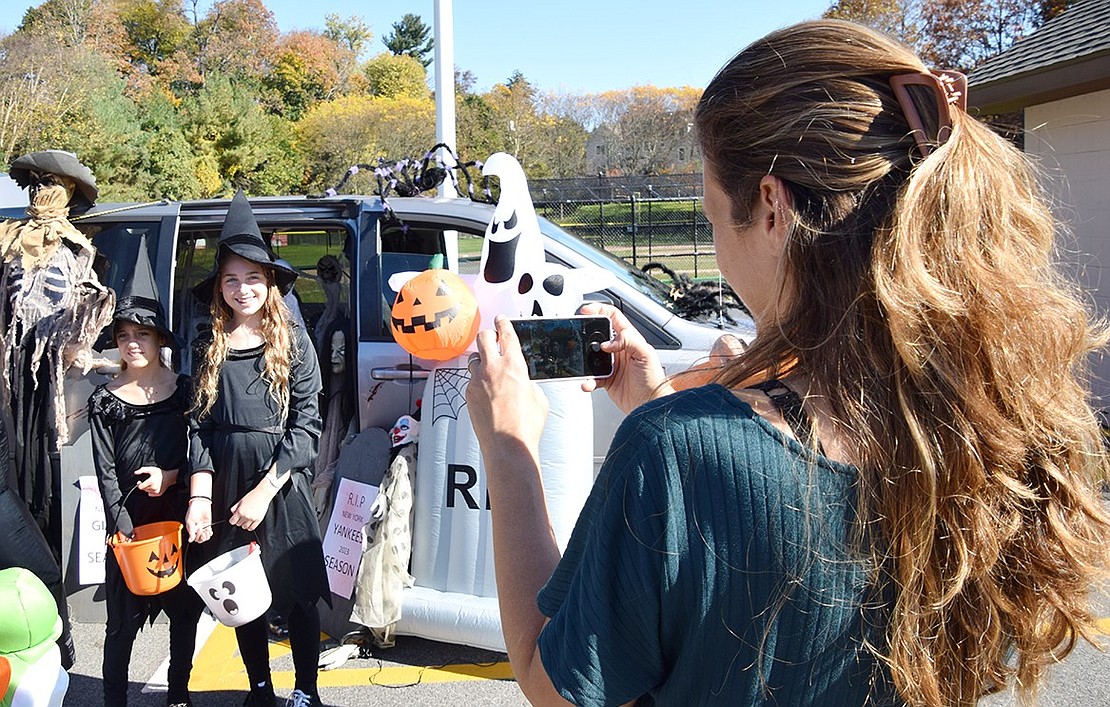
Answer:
[
  {"left": 188, "top": 325, "right": 329, "bottom": 613},
  {"left": 87, "top": 374, "right": 204, "bottom": 705}
]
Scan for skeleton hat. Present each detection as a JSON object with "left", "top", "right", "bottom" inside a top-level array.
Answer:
[
  {"left": 8, "top": 150, "right": 98, "bottom": 209},
  {"left": 191, "top": 190, "right": 298, "bottom": 305},
  {"left": 108, "top": 233, "right": 178, "bottom": 349}
]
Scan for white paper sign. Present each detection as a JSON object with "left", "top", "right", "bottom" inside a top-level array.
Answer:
[
  {"left": 322, "top": 477, "right": 378, "bottom": 599},
  {"left": 78, "top": 475, "right": 107, "bottom": 585}
]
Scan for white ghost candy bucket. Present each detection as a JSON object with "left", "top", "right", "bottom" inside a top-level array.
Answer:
[{"left": 187, "top": 542, "right": 271, "bottom": 627}]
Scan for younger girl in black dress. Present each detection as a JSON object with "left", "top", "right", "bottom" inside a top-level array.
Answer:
[
  {"left": 184, "top": 191, "right": 327, "bottom": 707},
  {"left": 89, "top": 275, "right": 203, "bottom": 707}
]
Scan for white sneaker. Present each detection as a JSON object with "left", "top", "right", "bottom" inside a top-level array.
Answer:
[{"left": 285, "top": 690, "right": 321, "bottom": 707}]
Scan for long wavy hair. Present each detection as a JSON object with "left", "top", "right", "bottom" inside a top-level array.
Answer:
[
  {"left": 192, "top": 258, "right": 294, "bottom": 423},
  {"left": 694, "top": 19, "right": 1110, "bottom": 706}
]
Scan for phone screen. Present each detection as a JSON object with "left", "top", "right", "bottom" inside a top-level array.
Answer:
[{"left": 510, "top": 316, "right": 614, "bottom": 381}]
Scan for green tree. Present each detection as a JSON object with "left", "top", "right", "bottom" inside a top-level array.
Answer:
[
  {"left": 362, "top": 53, "right": 429, "bottom": 99},
  {"left": 382, "top": 13, "right": 433, "bottom": 68},
  {"left": 179, "top": 73, "right": 298, "bottom": 195},
  {"left": 323, "top": 13, "right": 372, "bottom": 60}
]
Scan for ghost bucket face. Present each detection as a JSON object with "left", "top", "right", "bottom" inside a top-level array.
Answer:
[
  {"left": 187, "top": 542, "right": 271, "bottom": 627},
  {"left": 389, "top": 269, "right": 480, "bottom": 361}
]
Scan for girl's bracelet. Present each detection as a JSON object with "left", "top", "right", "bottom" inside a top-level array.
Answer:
[
  {"left": 265, "top": 474, "right": 282, "bottom": 490},
  {"left": 189, "top": 495, "right": 212, "bottom": 503}
]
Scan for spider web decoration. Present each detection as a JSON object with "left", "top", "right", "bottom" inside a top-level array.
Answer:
[{"left": 431, "top": 367, "right": 471, "bottom": 425}]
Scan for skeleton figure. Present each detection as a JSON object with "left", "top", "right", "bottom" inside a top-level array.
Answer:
[{"left": 0, "top": 151, "right": 114, "bottom": 559}]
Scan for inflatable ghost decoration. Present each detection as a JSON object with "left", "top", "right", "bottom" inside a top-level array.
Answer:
[
  {"left": 472, "top": 152, "right": 547, "bottom": 321},
  {"left": 0, "top": 567, "right": 68, "bottom": 707},
  {"left": 476, "top": 153, "right": 615, "bottom": 319}
]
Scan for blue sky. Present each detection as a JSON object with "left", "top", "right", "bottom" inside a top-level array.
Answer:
[{"left": 0, "top": 0, "right": 833, "bottom": 94}]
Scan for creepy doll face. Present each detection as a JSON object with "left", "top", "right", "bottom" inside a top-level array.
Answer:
[
  {"left": 219, "top": 253, "right": 271, "bottom": 322},
  {"left": 114, "top": 321, "right": 161, "bottom": 370}
]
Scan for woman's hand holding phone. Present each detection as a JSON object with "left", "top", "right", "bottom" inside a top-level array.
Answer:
[{"left": 578, "top": 302, "right": 672, "bottom": 414}]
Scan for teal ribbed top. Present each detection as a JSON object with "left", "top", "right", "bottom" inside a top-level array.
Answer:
[{"left": 537, "top": 385, "right": 900, "bottom": 706}]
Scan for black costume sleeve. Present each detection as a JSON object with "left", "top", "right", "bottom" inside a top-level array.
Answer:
[
  {"left": 269, "top": 326, "right": 322, "bottom": 479},
  {"left": 88, "top": 389, "right": 133, "bottom": 537}
]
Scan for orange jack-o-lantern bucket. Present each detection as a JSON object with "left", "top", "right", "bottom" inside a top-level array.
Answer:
[
  {"left": 109, "top": 521, "right": 184, "bottom": 596},
  {"left": 390, "top": 269, "right": 480, "bottom": 360}
]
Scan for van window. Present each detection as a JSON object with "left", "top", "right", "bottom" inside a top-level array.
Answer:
[
  {"left": 174, "top": 225, "right": 349, "bottom": 371},
  {"left": 366, "top": 217, "right": 486, "bottom": 342},
  {"left": 84, "top": 222, "right": 163, "bottom": 300}
]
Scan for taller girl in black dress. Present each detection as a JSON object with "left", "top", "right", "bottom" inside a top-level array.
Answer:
[{"left": 184, "top": 191, "right": 328, "bottom": 707}]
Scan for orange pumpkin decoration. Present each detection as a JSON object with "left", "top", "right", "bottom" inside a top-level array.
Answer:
[{"left": 390, "top": 269, "right": 480, "bottom": 360}]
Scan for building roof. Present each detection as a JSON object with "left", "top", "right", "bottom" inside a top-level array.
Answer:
[{"left": 968, "top": 0, "right": 1110, "bottom": 113}]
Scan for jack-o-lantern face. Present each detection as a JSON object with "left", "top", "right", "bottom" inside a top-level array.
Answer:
[
  {"left": 390, "top": 269, "right": 480, "bottom": 360},
  {"left": 147, "top": 538, "right": 180, "bottom": 579}
]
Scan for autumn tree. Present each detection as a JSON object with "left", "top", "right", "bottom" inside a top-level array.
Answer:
[
  {"left": 824, "top": 0, "right": 920, "bottom": 46},
  {"left": 264, "top": 30, "right": 347, "bottom": 119},
  {"left": 296, "top": 93, "right": 435, "bottom": 193},
  {"left": 824, "top": 0, "right": 1077, "bottom": 71},
  {"left": 114, "top": 0, "right": 190, "bottom": 79},
  {"left": 586, "top": 86, "right": 700, "bottom": 176},
  {"left": 918, "top": 0, "right": 1043, "bottom": 70},
  {"left": 17, "top": 0, "right": 95, "bottom": 46},
  {"left": 362, "top": 53, "right": 429, "bottom": 99},
  {"left": 382, "top": 13, "right": 433, "bottom": 69},
  {"left": 190, "top": 0, "right": 278, "bottom": 86},
  {"left": 0, "top": 31, "right": 80, "bottom": 161}
]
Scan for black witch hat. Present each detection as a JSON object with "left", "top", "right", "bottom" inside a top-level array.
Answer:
[
  {"left": 8, "top": 149, "right": 98, "bottom": 209},
  {"left": 191, "top": 190, "right": 298, "bottom": 305},
  {"left": 108, "top": 233, "right": 180, "bottom": 349}
]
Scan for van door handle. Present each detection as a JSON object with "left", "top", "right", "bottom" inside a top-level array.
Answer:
[{"left": 370, "top": 367, "right": 431, "bottom": 381}]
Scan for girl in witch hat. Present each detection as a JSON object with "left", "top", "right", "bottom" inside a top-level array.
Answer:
[
  {"left": 87, "top": 233, "right": 204, "bottom": 707},
  {"left": 184, "top": 190, "right": 328, "bottom": 707}
]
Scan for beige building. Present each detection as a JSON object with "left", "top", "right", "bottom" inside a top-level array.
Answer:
[{"left": 970, "top": 0, "right": 1110, "bottom": 405}]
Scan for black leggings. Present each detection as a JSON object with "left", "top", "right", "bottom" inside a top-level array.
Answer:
[
  {"left": 103, "top": 554, "right": 205, "bottom": 705},
  {"left": 236, "top": 600, "right": 320, "bottom": 694}
]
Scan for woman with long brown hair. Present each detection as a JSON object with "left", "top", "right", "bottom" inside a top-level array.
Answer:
[
  {"left": 184, "top": 191, "right": 327, "bottom": 707},
  {"left": 466, "top": 20, "right": 1110, "bottom": 706}
]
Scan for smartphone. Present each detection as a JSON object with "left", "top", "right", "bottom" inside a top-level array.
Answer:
[{"left": 510, "top": 316, "right": 614, "bottom": 381}]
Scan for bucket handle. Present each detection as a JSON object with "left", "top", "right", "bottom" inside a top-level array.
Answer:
[
  {"left": 181, "top": 521, "right": 260, "bottom": 583},
  {"left": 106, "top": 485, "right": 142, "bottom": 545}
]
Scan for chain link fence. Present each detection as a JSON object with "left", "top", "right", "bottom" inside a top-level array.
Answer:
[
  {"left": 531, "top": 173, "right": 720, "bottom": 282},
  {"left": 535, "top": 193, "right": 719, "bottom": 283}
]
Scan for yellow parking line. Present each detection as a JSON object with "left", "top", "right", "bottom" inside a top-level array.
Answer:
[
  {"left": 1097, "top": 617, "right": 1110, "bottom": 635},
  {"left": 189, "top": 623, "right": 513, "bottom": 691}
]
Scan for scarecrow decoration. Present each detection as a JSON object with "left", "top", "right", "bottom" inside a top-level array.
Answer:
[{"left": 0, "top": 150, "right": 115, "bottom": 559}]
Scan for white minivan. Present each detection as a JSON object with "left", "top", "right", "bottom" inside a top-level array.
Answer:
[{"left": 2, "top": 192, "right": 753, "bottom": 620}]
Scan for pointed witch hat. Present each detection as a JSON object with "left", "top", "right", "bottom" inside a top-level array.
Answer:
[
  {"left": 108, "top": 233, "right": 180, "bottom": 349},
  {"left": 190, "top": 190, "right": 298, "bottom": 305}
]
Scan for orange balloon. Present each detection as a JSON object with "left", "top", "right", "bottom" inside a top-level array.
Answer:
[{"left": 389, "top": 269, "right": 480, "bottom": 361}]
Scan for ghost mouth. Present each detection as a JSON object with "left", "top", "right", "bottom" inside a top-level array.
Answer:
[{"left": 483, "top": 236, "right": 520, "bottom": 284}]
